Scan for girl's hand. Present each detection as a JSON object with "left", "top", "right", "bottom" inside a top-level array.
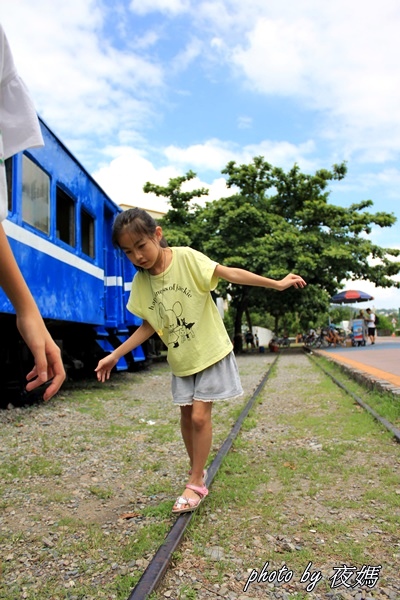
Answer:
[
  {"left": 95, "top": 354, "right": 119, "bottom": 382},
  {"left": 277, "top": 274, "right": 307, "bottom": 291}
]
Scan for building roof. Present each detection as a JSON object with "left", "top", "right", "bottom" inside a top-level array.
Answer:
[{"left": 119, "top": 204, "right": 166, "bottom": 222}]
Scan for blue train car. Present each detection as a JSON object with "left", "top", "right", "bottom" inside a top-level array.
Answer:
[{"left": 0, "top": 118, "right": 146, "bottom": 397}]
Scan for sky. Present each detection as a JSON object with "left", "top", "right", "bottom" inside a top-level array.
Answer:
[{"left": 2, "top": 0, "right": 400, "bottom": 311}]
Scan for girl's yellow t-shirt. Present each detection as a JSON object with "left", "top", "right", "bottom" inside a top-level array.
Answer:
[{"left": 127, "top": 246, "right": 233, "bottom": 377}]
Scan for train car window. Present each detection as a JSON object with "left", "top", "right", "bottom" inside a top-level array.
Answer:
[
  {"left": 5, "top": 158, "right": 12, "bottom": 212},
  {"left": 81, "top": 208, "right": 95, "bottom": 258},
  {"left": 22, "top": 155, "right": 50, "bottom": 234},
  {"left": 56, "top": 186, "right": 76, "bottom": 247}
]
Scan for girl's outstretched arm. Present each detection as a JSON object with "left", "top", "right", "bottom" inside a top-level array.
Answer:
[
  {"left": 214, "top": 265, "right": 306, "bottom": 291},
  {"left": 95, "top": 320, "right": 155, "bottom": 382}
]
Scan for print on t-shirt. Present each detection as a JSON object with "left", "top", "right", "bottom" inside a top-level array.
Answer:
[{"left": 158, "top": 300, "right": 196, "bottom": 348}]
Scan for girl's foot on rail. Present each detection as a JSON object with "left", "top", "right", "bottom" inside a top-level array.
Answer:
[{"left": 172, "top": 484, "right": 208, "bottom": 514}]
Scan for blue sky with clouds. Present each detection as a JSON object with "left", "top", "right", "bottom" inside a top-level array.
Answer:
[{"left": 2, "top": 0, "right": 400, "bottom": 310}]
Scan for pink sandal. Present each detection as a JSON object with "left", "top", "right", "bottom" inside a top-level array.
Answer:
[{"left": 172, "top": 484, "right": 209, "bottom": 514}]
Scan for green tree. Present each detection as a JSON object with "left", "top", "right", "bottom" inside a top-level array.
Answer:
[
  {"left": 143, "top": 170, "right": 208, "bottom": 246},
  {"left": 375, "top": 313, "right": 392, "bottom": 333},
  {"left": 216, "top": 158, "right": 400, "bottom": 337},
  {"left": 144, "top": 159, "right": 400, "bottom": 345}
]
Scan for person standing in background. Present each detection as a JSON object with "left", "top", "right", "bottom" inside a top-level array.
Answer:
[{"left": 365, "top": 308, "right": 376, "bottom": 345}]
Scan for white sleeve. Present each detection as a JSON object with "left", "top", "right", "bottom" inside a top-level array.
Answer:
[
  {"left": 0, "top": 24, "right": 44, "bottom": 222},
  {"left": 0, "top": 23, "right": 44, "bottom": 160}
]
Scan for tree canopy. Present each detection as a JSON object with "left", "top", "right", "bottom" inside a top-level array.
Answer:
[
  {"left": 144, "top": 157, "right": 400, "bottom": 337},
  {"left": 143, "top": 170, "right": 207, "bottom": 246}
]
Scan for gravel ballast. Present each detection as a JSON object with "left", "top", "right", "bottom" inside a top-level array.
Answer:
[{"left": 1, "top": 351, "right": 399, "bottom": 600}]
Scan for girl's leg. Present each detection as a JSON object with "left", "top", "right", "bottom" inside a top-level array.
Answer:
[
  {"left": 189, "top": 400, "right": 212, "bottom": 484},
  {"left": 180, "top": 404, "right": 194, "bottom": 467},
  {"left": 176, "top": 400, "right": 213, "bottom": 504}
]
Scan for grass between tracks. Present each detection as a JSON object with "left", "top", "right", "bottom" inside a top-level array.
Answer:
[
  {"left": 154, "top": 356, "right": 400, "bottom": 600},
  {"left": 0, "top": 357, "right": 271, "bottom": 600},
  {"left": 0, "top": 368, "right": 179, "bottom": 600},
  {"left": 311, "top": 354, "right": 400, "bottom": 426},
  {"left": 1, "top": 356, "right": 399, "bottom": 600}
]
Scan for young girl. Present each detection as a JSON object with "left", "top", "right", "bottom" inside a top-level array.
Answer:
[{"left": 95, "top": 208, "right": 306, "bottom": 514}]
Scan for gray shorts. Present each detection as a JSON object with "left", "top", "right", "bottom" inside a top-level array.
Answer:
[{"left": 171, "top": 351, "right": 243, "bottom": 406}]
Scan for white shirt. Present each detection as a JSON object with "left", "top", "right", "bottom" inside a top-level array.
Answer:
[
  {"left": 0, "top": 23, "right": 43, "bottom": 222},
  {"left": 366, "top": 312, "right": 376, "bottom": 328}
]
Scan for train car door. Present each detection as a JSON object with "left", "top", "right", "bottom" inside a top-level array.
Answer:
[{"left": 103, "top": 207, "right": 122, "bottom": 326}]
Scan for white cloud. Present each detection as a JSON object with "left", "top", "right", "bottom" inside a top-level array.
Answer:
[
  {"left": 132, "top": 30, "right": 161, "bottom": 50},
  {"left": 237, "top": 116, "right": 253, "bottom": 129},
  {"left": 341, "top": 279, "right": 400, "bottom": 311},
  {"left": 184, "top": 176, "right": 233, "bottom": 202},
  {"left": 3, "top": 0, "right": 400, "bottom": 253},
  {"left": 232, "top": 17, "right": 316, "bottom": 96},
  {"left": 5, "top": 0, "right": 400, "bottom": 169},
  {"left": 246, "top": 139, "right": 316, "bottom": 170},
  {"left": 225, "top": 2, "right": 400, "bottom": 158},
  {"left": 2, "top": 0, "right": 164, "bottom": 153},
  {"left": 341, "top": 244, "right": 400, "bottom": 310},
  {"left": 164, "top": 138, "right": 316, "bottom": 172},
  {"left": 356, "top": 169, "right": 400, "bottom": 195},
  {"left": 92, "top": 146, "right": 231, "bottom": 213},
  {"left": 93, "top": 147, "right": 179, "bottom": 212},
  {"left": 129, "top": 0, "right": 190, "bottom": 15},
  {"left": 171, "top": 38, "right": 204, "bottom": 73},
  {"left": 164, "top": 139, "right": 238, "bottom": 171}
]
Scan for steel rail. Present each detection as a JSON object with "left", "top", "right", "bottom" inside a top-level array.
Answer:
[
  {"left": 307, "top": 352, "right": 400, "bottom": 443},
  {"left": 127, "top": 355, "right": 279, "bottom": 600}
]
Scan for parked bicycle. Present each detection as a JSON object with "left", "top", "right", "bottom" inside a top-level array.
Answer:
[
  {"left": 276, "top": 334, "right": 290, "bottom": 348},
  {"left": 304, "top": 328, "right": 329, "bottom": 348},
  {"left": 304, "top": 326, "right": 347, "bottom": 349}
]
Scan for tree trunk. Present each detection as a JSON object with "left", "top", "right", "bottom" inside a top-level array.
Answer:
[
  {"left": 245, "top": 308, "right": 253, "bottom": 332},
  {"left": 233, "top": 307, "right": 243, "bottom": 354},
  {"left": 233, "top": 289, "right": 249, "bottom": 354},
  {"left": 274, "top": 314, "right": 280, "bottom": 335}
]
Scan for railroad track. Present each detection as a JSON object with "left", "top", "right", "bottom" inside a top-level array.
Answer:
[
  {"left": 127, "top": 356, "right": 279, "bottom": 599},
  {"left": 0, "top": 349, "right": 399, "bottom": 600},
  {"left": 124, "top": 349, "right": 400, "bottom": 600},
  {"left": 306, "top": 351, "right": 400, "bottom": 444}
]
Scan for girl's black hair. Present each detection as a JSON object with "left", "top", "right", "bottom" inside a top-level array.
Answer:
[{"left": 112, "top": 208, "right": 168, "bottom": 268}]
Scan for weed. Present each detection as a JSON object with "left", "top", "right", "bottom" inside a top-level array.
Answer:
[{"left": 89, "top": 485, "right": 113, "bottom": 499}]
